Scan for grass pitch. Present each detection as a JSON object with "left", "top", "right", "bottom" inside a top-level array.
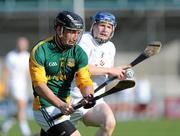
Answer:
[{"left": 4, "top": 119, "right": 180, "bottom": 136}]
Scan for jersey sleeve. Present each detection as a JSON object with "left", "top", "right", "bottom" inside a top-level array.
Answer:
[
  {"left": 74, "top": 46, "right": 93, "bottom": 94},
  {"left": 29, "top": 44, "right": 48, "bottom": 87}
]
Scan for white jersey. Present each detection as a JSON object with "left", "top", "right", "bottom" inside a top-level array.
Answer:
[
  {"left": 5, "top": 50, "right": 30, "bottom": 100},
  {"left": 71, "top": 32, "right": 116, "bottom": 100}
]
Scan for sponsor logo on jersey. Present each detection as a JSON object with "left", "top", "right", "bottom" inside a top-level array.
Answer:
[
  {"left": 49, "top": 62, "right": 58, "bottom": 66},
  {"left": 67, "top": 58, "right": 75, "bottom": 67}
]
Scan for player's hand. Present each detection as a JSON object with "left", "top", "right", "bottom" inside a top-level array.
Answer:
[
  {"left": 108, "top": 66, "right": 126, "bottom": 80},
  {"left": 83, "top": 94, "right": 96, "bottom": 109},
  {"left": 58, "top": 102, "right": 75, "bottom": 115}
]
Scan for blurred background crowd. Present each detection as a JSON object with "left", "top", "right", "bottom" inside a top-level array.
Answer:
[{"left": 0, "top": 0, "right": 180, "bottom": 133}]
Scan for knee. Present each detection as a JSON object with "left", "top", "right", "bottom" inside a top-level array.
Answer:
[
  {"left": 99, "top": 104, "right": 116, "bottom": 131},
  {"left": 104, "top": 115, "right": 116, "bottom": 131}
]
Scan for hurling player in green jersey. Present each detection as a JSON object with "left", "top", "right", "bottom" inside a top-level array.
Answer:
[{"left": 29, "top": 11, "right": 95, "bottom": 136}]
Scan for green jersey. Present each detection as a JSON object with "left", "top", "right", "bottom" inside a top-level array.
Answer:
[{"left": 29, "top": 36, "right": 93, "bottom": 109}]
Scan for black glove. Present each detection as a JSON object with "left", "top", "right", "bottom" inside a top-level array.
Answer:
[{"left": 83, "top": 94, "right": 96, "bottom": 109}]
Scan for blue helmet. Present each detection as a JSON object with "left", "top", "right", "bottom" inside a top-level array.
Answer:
[
  {"left": 91, "top": 11, "right": 117, "bottom": 44},
  {"left": 92, "top": 11, "right": 117, "bottom": 27}
]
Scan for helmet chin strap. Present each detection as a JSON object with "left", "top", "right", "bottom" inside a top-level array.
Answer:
[
  {"left": 94, "top": 36, "right": 110, "bottom": 45},
  {"left": 91, "top": 27, "right": 110, "bottom": 45}
]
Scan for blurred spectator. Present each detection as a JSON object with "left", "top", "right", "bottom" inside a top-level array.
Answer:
[
  {"left": 0, "top": 37, "right": 31, "bottom": 136},
  {"left": 0, "top": 81, "right": 5, "bottom": 101},
  {"left": 134, "top": 77, "right": 152, "bottom": 119},
  {"left": 0, "top": 58, "right": 5, "bottom": 101}
]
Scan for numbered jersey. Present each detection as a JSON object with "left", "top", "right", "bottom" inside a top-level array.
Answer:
[{"left": 71, "top": 32, "right": 116, "bottom": 99}]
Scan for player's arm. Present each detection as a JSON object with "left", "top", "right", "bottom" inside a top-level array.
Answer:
[
  {"left": 33, "top": 83, "right": 74, "bottom": 115},
  {"left": 1, "top": 56, "right": 11, "bottom": 96},
  {"left": 75, "top": 47, "right": 95, "bottom": 108},
  {"left": 88, "top": 64, "right": 129, "bottom": 80},
  {"left": 75, "top": 46, "right": 94, "bottom": 96},
  {"left": 34, "top": 83, "right": 64, "bottom": 107},
  {"left": 75, "top": 65, "right": 95, "bottom": 109},
  {"left": 75, "top": 65, "right": 94, "bottom": 96},
  {"left": 0, "top": 66, "right": 8, "bottom": 97}
]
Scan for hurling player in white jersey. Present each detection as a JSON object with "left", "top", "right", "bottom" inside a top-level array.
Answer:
[
  {"left": 71, "top": 12, "right": 129, "bottom": 136},
  {"left": 0, "top": 37, "right": 31, "bottom": 136}
]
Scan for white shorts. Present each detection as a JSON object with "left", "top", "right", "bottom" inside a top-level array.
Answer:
[
  {"left": 9, "top": 82, "right": 28, "bottom": 101},
  {"left": 33, "top": 106, "right": 70, "bottom": 131},
  {"left": 70, "top": 97, "right": 105, "bottom": 125}
]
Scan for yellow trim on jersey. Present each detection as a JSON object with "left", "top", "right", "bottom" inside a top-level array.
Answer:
[
  {"left": 66, "top": 96, "right": 71, "bottom": 104},
  {"left": 75, "top": 65, "right": 93, "bottom": 95},
  {"left": 29, "top": 37, "right": 53, "bottom": 87},
  {"left": 33, "top": 96, "right": 41, "bottom": 110}
]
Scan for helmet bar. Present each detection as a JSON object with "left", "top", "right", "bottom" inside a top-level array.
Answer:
[{"left": 64, "top": 26, "right": 83, "bottom": 31}]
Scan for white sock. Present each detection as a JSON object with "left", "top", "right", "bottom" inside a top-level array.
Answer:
[
  {"left": 2, "top": 118, "right": 15, "bottom": 133},
  {"left": 19, "top": 120, "right": 31, "bottom": 136}
]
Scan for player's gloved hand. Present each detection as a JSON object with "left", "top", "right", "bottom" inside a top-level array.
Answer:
[{"left": 83, "top": 94, "right": 96, "bottom": 109}]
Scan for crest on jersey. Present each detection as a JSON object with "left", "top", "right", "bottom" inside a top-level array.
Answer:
[{"left": 67, "top": 58, "right": 75, "bottom": 67}]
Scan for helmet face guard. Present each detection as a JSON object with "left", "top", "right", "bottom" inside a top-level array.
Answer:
[
  {"left": 91, "top": 11, "right": 117, "bottom": 44},
  {"left": 54, "top": 11, "right": 84, "bottom": 48}
]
